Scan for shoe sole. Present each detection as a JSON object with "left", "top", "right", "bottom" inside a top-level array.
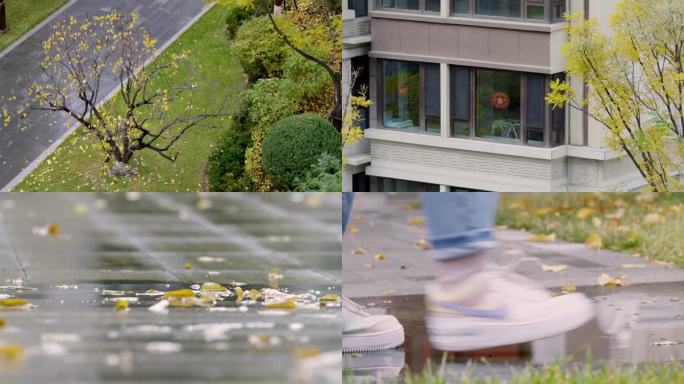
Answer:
[
  {"left": 426, "top": 295, "right": 594, "bottom": 351},
  {"left": 342, "top": 327, "right": 405, "bottom": 353}
]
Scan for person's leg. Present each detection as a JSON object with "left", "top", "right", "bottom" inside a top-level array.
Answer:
[
  {"left": 342, "top": 192, "right": 355, "bottom": 235},
  {"left": 421, "top": 192, "right": 498, "bottom": 284}
]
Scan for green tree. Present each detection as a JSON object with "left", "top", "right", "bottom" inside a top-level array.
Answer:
[{"left": 547, "top": 0, "right": 684, "bottom": 191}]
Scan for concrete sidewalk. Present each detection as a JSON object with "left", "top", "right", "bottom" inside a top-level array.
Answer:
[
  {"left": 0, "top": 193, "right": 342, "bottom": 383},
  {"left": 0, "top": 0, "right": 207, "bottom": 190},
  {"left": 343, "top": 193, "right": 684, "bottom": 299}
]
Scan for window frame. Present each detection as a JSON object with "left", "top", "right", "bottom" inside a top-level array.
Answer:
[
  {"left": 447, "top": 65, "right": 564, "bottom": 148},
  {"left": 349, "top": 0, "right": 369, "bottom": 17},
  {"left": 376, "top": 0, "right": 441, "bottom": 14},
  {"left": 377, "top": 59, "right": 441, "bottom": 135},
  {"left": 450, "top": 0, "right": 566, "bottom": 23}
]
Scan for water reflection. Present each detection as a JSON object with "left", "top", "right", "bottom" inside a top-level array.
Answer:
[{"left": 345, "top": 284, "right": 684, "bottom": 380}]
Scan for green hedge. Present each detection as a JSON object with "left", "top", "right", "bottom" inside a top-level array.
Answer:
[
  {"left": 262, "top": 114, "right": 340, "bottom": 190},
  {"left": 206, "top": 126, "right": 254, "bottom": 191}
]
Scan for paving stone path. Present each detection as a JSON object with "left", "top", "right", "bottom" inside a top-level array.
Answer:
[
  {"left": 0, "top": 193, "right": 342, "bottom": 383},
  {"left": 0, "top": 0, "right": 208, "bottom": 190}
]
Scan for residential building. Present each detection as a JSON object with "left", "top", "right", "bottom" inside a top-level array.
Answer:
[{"left": 343, "top": 0, "right": 653, "bottom": 192}]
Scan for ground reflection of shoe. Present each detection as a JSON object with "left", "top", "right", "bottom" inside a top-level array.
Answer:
[
  {"left": 425, "top": 271, "right": 594, "bottom": 351},
  {"left": 290, "top": 350, "right": 342, "bottom": 383},
  {"left": 343, "top": 348, "right": 405, "bottom": 380},
  {"left": 343, "top": 296, "right": 405, "bottom": 353}
]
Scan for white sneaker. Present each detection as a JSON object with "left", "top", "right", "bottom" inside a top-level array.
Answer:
[
  {"left": 342, "top": 296, "right": 405, "bottom": 352},
  {"left": 425, "top": 271, "right": 594, "bottom": 351}
]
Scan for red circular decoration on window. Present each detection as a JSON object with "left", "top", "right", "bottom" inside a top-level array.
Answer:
[{"left": 491, "top": 92, "right": 510, "bottom": 110}]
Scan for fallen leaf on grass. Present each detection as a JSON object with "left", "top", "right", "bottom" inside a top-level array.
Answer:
[
  {"left": 592, "top": 217, "right": 602, "bottom": 227},
  {"left": 606, "top": 208, "right": 625, "bottom": 220},
  {"left": 374, "top": 253, "right": 385, "bottom": 261},
  {"left": 351, "top": 246, "right": 367, "bottom": 255},
  {"left": 576, "top": 208, "right": 594, "bottom": 220},
  {"left": 534, "top": 208, "right": 553, "bottom": 217},
  {"left": 408, "top": 216, "right": 425, "bottom": 225},
  {"left": 529, "top": 233, "right": 556, "bottom": 242},
  {"left": 585, "top": 233, "right": 603, "bottom": 250},
  {"left": 541, "top": 264, "right": 567, "bottom": 273},
  {"left": 597, "top": 273, "right": 626, "bottom": 286},
  {"left": 644, "top": 213, "right": 665, "bottom": 225},
  {"left": 416, "top": 239, "right": 431, "bottom": 250},
  {"left": 636, "top": 192, "right": 657, "bottom": 203}
]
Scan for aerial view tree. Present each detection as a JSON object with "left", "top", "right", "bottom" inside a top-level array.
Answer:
[
  {"left": 26, "top": 10, "right": 226, "bottom": 176},
  {"left": 547, "top": 0, "right": 684, "bottom": 191}
]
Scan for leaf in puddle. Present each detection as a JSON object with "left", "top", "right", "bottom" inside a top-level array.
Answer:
[
  {"left": 620, "top": 264, "right": 646, "bottom": 269},
  {"left": 115, "top": 299, "right": 129, "bottom": 312},
  {"left": 183, "top": 262, "right": 193, "bottom": 270},
  {"left": 0, "top": 345, "right": 23, "bottom": 362},
  {"left": 597, "top": 273, "right": 625, "bottom": 286},
  {"left": 235, "top": 287, "right": 244, "bottom": 302},
  {"left": 576, "top": 208, "right": 593, "bottom": 220},
  {"left": 249, "top": 289, "right": 261, "bottom": 301},
  {"left": 541, "top": 264, "right": 567, "bottom": 273},
  {"left": 265, "top": 297, "right": 296, "bottom": 309},
  {"left": 47, "top": 223, "right": 60, "bottom": 237},
  {"left": 351, "top": 246, "right": 367, "bottom": 255},
  {"left": 319, "top": 294, "right": 339, "bottom": 303},
  {"left": 167, "top": 297, "right": 196, "bottom": 308},
  {"left": 644, "top": 212, "right": 665, "bottom": 225},
  {"left": 529, "top": 233, "right": 556, "bottom": 242},
  {"left": 416, "top": 239, "right": 431, "bottom": 250},
  {"left": 0, "top": 299, "right": 28, "bottom": 307},
  {"left": 294, "top": 347, "right": 321, "bottom": 358},
  {"left": 374, "top": 253, "right": 385, "bottom": 261},
  {"left": 408, "top": 216, "right": 425, "bottom": 225},
  {"left": 585, "top": 233, "right": 603, "bottom": 250},
  {"left": 200, "top": 282, "right": 228, "bottom": 293},
  {"left": 349, "top": 225, "right": 359, "bottom": 233},
  {"left": 163, "top": 289, "right": 195, "bottom": 299}
]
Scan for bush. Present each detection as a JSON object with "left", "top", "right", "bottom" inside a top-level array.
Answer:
[
  {"left": 245, "top": 78, "right": 298, "bottom": 127},
  {"left": 262, "top": 114, "right": 340, "bottom": 190},
  {"left": 206, "top": 127, "right": 254, "bottom": 191},
  {"left": 232, "top": 16, "right": 294, "bottom": 82},
  {"left": 224, "top": 0, "right": 254, "bottom": 39},
  {"left": 294, "top": 152, "right": 342, "bottom": 191}
]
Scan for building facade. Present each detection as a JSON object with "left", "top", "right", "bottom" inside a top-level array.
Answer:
[{"left": 343, "top": 0, "right": 653, "bottom": 192}]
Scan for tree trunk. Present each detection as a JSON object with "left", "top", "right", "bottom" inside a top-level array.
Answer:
[{"left": 0, "top": 1, "right": 7, "bottom": 34}]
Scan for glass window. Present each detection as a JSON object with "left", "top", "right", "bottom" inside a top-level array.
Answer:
[
  {"left": 450, "top": 66, "right": 470, "bottom": 137},
  {"left": 475, "top": 0, "right": 521, "bottom": 18},
  {"left": 426, "top": 0, "right": 441, "bottom": 11},
  {"left": 375, "top": 177, "right": 440, "bottom": 192},
  {"left": 380, "top": 0, "right": 394, "bottom": 7},
  {"left": 394, "top": 0, "right": 420, "bottom": 10},
  {"left": 424, "top": 64, "right": 441, "bottom": 133},
  {"left": 475, "top": 69, "right": 521, "bottom": 143},
  {"left": 349, "top": 0, "right": 368, "bottom": 17},
  {"left": 526, "top": 74, "right": 545, "bottom": 145},
  {"left": 526, "top": 0, "right": 544, "bottom": 20},
  {"left": 452, "top": 0, "right": 470, "bottom": 13},
  {"left": 383, "top": 60, "right": 420, "bottom": 130},
  {"left": 551, "top": 0, "right": 566, "bottom": 21}
]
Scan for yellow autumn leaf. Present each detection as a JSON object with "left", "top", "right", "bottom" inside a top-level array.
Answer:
[
  {"left": 115, "top": 299, "right": 129, "bottom": 312},
  {"left": 249, "top": 289, "right": 261, "bottom": 301},
  {"left": 643, "top": 212, "right": 665, "bottom": 225},
  {"left": 374, "top": 253, "right": 385, "bottom": 261},
  {"left": 408, "top": 216, "right": 425, "bottom": 225},
  {"left": 585, "top": 233, "right": 602, "bottom": 249},
  {"left": 319, "top": 294, "right": 339, "bottom": 303},
  {"left": 352, "top": 246, "right": 367, "bottom": 255},
  {"left": 0, "top": 345, "right": 23, "bottom": 362},
  {"left": 163, "top": 289, "right": 195, "bottom": 299},
  {"left": 0, "top": 299, "right": 28, "bottom": 307},
  {"left": 235, "top": 287, "right": 244, "bottom": 302},
  {"left": 349, "top": 225, "right": 359, "bottom": 233},
  {"left": 529, "top": 233, "right": 556, "bottom": 242},
  {"left": 0, "top": 318, "right": 4, "bottom": 328},
  {"left": 576, "top": 208, "right": 594, "bottom": 220},
  {"left": 597, "top": 273, "right": 625, "bottom": 286},
  {"left": 561, "top": 284, "right": 577, "bottom": 294},
  {"left": 265, "top": 297, "right": 296, "bottom": 309},
  {"left": 183, "top": 262, "right": 193, "bottom": 270},
  {"left": 592, "top": 217, "right": 602, "bottom": 227},
  {"left": 416, "top": 238, "right": 431, "bottom": 250},
  {"left": 508, "top": 200, "right": 528, "bottom": 210}
]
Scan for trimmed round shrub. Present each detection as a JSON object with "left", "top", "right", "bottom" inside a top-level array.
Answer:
[{"left": 262, "top": 114, "right": 340, "bottom": 190}]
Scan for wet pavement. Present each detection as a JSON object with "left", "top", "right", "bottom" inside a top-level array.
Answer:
[
  {"left": 342, "top": 193, "right": 684, "bottom": 382},
  {"left": 0, "top": 193, "right": 342, "bottom": 383}
]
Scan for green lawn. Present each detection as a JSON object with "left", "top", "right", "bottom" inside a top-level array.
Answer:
[
  {"left": 344, "top": 360, "right": 684, "bottom": 384},
  {"left": 497, "top": 192, "right": 684, "bottom": 267},
  {"left": 14, "top": 5, "right": 246, "bottom": 191},
  {"left": 0, "top": 0, "right": 70, "bottom": 52}
]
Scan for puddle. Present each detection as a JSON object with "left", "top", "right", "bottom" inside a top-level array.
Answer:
[{"left": 344, "top": 283, "right": 684, "bottom": 381}]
